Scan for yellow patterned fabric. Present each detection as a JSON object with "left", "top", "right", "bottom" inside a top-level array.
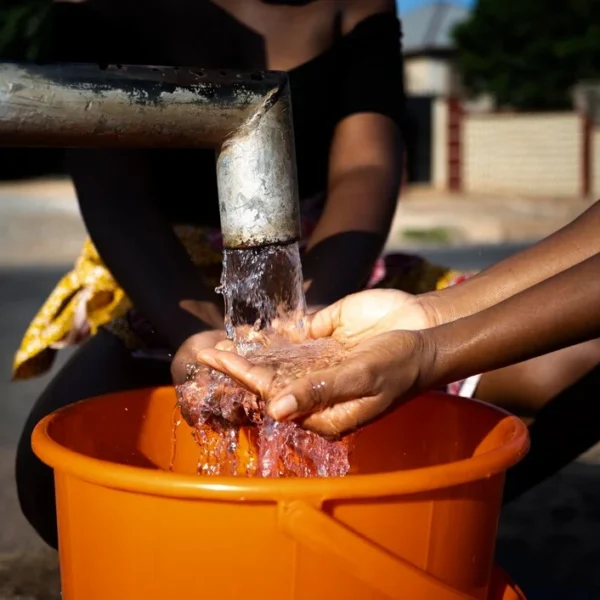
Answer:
[
  {"left": 12, "top": 226, "right": 223, "bottom": 381},
  {"left": 13, "top": 238, "right": 128, "bottom": 381},
  {"left": 435, "top": 269, "right": 469, "bottom": 291}
]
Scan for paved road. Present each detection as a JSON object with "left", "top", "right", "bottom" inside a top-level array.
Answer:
[
  {"left": 0, "top": 269, "right": 75, "bottom": 556},
  {"left": 415, "top": 243, "right": 531, "bottom": 271},
  {"left": 1, "top": 245, "right": 599, "bottom": 599}
]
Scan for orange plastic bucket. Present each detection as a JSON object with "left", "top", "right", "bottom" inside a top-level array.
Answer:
[{"left": 32, "top": 387, "right": 529, "bottom": 600}]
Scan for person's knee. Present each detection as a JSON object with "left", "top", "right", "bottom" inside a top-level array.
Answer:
[
  {"left": 478, "top": 338, "right": 600, "bottom": 416},
  {"left": 15, "top": 425, "right": 58, "bottom": 549},
  {"left": 526, "top": 338, "right": 600, "bottom": 400},
  {"left": 576, "top": 337, "right": 600, "bottom": 370}
]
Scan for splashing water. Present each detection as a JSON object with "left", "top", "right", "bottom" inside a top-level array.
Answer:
[
  {"left": 219, "top": 242, "right": 308, "bottom": 351},
  {"left": 175, "top": 241, "right": 353, "bottom": 478}
]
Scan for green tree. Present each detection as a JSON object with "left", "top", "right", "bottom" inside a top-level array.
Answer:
[
  {"left": 0, "top": 0, "right": 52, "bottom": 61},
  {"left": 452, "top": 0, "right": 600, "bottom": 110}
]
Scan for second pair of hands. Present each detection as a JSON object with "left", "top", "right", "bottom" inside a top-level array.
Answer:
[{"left": 172, "top": 291, "right": 438, "bottom": 438}]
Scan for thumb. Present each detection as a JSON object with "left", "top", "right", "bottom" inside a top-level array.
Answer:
[{"left": 267, "top": 357, "right": 374, "bottom": 421}]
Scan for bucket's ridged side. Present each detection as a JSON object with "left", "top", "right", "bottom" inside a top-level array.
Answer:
[
  {"left": 321, "top": 475, "right": 506, "bottom": 600},
  {"left": 54, "top": 477, "right": 508, "bottom": 600},
  {"left": 33, "top": 387, "right": 529, "bottom": 600},
  {"left": 56, "top": 476, "right": 296, "bottom": 599}
]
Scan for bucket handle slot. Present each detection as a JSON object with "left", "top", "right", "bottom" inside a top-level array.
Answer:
[{"left": 279, "top": 500, "right": 477, "bottom": 600}]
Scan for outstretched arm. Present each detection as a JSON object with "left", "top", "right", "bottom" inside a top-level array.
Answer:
[
  {"left": 303, "top": 0, "right": 404, "bottom": 306},
  {"left": 425, "top": 200, "right": 600, "bottom": 326},
  {"left": 280, "top": 252, "right": 600, "bottom": 435},
  {"left": 195, "top": 251, "right": 600, "bottom": 437},
  {"left": 423, "top": 251, "right": 600, "bottom": 389}
]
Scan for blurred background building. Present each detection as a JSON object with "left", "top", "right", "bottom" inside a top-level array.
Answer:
[{"left": 399, "top": 1, "right": 600, "bottom": 199}]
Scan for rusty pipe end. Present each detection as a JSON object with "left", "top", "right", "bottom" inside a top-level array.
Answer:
[{"left": 216, "top": 76, "right": 300, "bottom": 249}]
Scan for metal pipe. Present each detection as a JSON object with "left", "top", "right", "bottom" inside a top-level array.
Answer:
[
  {"left": 216, "top": 83, "right": 300, "bottom": 249},
  {"left": 0, "top": 62, "right": 300, "bottom": 248}
]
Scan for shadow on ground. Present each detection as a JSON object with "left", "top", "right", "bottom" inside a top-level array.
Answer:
[
  {"left": 0, "top": 550, "right": 60, "bottom": 600},
  {"left": 498, "top": 461, "right": 600, "bottom": 600}
]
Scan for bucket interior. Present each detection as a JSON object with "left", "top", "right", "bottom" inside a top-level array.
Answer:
[{"left": 44, "top": 387, "right": 521, "bottom": 479}]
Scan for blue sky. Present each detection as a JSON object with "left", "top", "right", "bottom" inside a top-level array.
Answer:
[{"left": 396, "top": 0, "right": 474, "bottom": 15}]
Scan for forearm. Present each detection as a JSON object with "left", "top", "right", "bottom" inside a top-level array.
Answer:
[
  {"left": 426, "top": 200, "right": 600, "bottom": 324},
  {"left": 304, "top": 165, "right": 398, "bottom": 306},
  {"left": 70, "top": 150, "right": 223, "bottom": 350},
  {"left": 421, "top": 252, "right": 600, "bottom": 389}
]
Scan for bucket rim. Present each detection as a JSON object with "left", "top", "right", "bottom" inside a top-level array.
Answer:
[{"left": 32, "top": 387, "right": 530, "bottom": 502}]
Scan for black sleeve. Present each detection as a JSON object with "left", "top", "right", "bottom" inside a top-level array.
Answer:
[{"left": 335, "top": 13, "right": 406, "bottom": 128}]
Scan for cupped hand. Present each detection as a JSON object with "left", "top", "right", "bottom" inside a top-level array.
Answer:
[
  {"left": 171, "top": 329, "right": 233, "bottom": 385},
  {"left": 196, "top": 329, "right": 434, "bottom": 437},
  {"left": 306, "top": 289, "right": 435, "bottom": 347}
]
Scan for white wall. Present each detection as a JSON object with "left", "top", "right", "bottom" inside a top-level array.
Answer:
[
  {"left": 463, "top": 113, "right": 581, "bottom": 197},
  {"left": 404, "top": 57, "right": 454, "bottom": 96},
  {"left": 432, "top": 98, "right": 448, "bottom": 189}
]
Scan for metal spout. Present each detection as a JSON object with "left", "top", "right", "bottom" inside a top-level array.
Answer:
[{"left": 0, "top": 62, "right": 300, "bottom": 248}]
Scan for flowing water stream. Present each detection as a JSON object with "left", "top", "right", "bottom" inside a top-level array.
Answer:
[{"left": 175, "top": 241, "right": 352, "bottom": 477}]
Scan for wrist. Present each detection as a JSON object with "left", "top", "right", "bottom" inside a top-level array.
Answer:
[
  {"left": 418, "top": 291, "right": 453, "bottom": 328},
  {"left": 419, "top": 315, "right": 483, "bottom": 392},
  {"left": 412, "top": 328, "right": 442, "bottom": 393}
]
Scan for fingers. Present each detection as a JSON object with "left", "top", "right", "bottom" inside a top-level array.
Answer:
[
  {"left": 306, "top": 300, "right": 342, "bottom": 339},
  {"left": 306, "top": 291, "right": 375, "bottom": 340},
  {"left": 195, "top": 348, "right": 279, "bottom": 397},
  {"left": 300, "top": 397, "right": 385, "bottom": 438},
  {"left": 265, "top": 334, "right": 420, "bottom": 437},
  {"left": 266, "top": 357, "right": 393, "bottom": 438},
  {"left": 266, "top": 357, "right": 376, "bottom": 421},
  {"left": 195, "top": 337, "right": 410, "bottom": 439},
  {"left": 171, "top": 329, "right": 227, "bottom": 385},
  {"left": 197, "top": 349, "right": 386, "bottom": 438}
]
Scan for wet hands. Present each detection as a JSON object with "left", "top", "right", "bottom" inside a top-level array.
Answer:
[
  {"left": 171, "top": 329, "right": 231, "bottom": 385},
  {"left": 195, "top": 289, "right": 438, "bottom": 437},
  {"left": 177, "top": 336, "right": 348, "bottom": 431},
  {"left": 307, "top": 289, "right": 435, "bottom": 344},
  {"left": 197, "top": 331, "right": 432, "bottom": 437}
]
